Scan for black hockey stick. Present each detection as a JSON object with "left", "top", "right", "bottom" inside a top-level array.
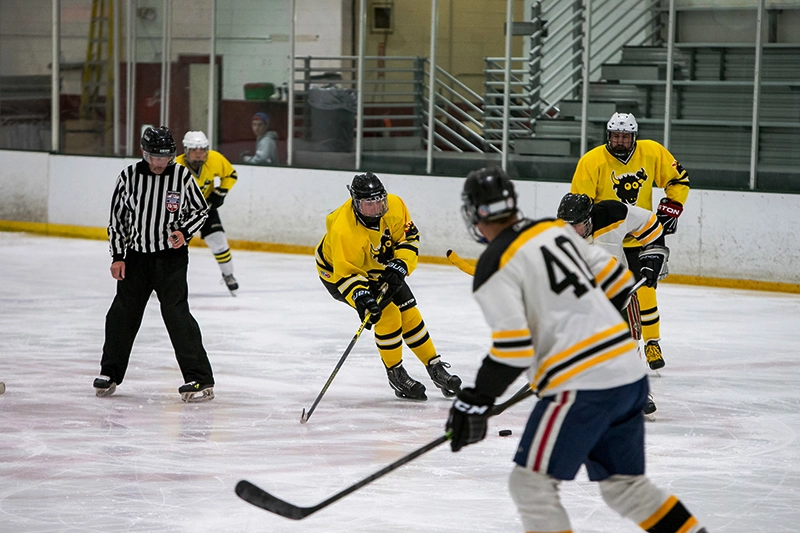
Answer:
[
  {"left": 237, "top": 389, "right": 531, "bottom": 519},
  {"left": 300, "top": 283, "right": 388, "bottom": 424},
  {"left": 490, "top": 383, "right": 535, "bottom": 415}
]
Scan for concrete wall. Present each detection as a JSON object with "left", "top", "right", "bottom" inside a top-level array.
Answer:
[{"left": 2, "top": 149, "right": 799, "bottom": 286}]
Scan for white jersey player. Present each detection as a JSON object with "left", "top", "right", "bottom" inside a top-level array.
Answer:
[{"left": 446, "top": 167, "right": 708, "bottom": 533}]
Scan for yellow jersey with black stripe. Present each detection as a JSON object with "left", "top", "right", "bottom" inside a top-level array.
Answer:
[
  {"left": 472, "top": 218, "right": 645, "bottom": 396},
  {"left": 176, "top": 150, "right": 238, "bottom": 199},
  {"left": 570, "top": 140, "right": 688, "bottom": 247},
  {"left": 316, "top": 194, "right": 420, "bottom": 306},
  {"left": 587, "top": 200, "right": 664, "bottom": 268}
]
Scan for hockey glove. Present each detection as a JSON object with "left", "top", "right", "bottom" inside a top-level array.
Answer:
[
  {"left": 208, "top": 187, "right": 228, "bottom": 209},
  {"left": 379, "top": 259, "right": 408, "bottom": 297},
  {"left": 447, "top": 388, "right": 494, "bottom": 452},
  {"left": 352, "top": 288, "right": 382, "bottom": 329},
  {"left": 656, "top": 198, "right": 683, "bottom": 235},
  {"left": 639, "top": 244, "right": 670, "bottom": 288}
]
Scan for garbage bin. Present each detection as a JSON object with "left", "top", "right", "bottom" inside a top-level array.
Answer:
[{"left": 308, "top": 86, "right": 357, "bottom": 152}]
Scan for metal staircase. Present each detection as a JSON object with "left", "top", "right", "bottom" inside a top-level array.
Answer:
[{"left": 78, "top": 0, "right": 114, "bottom": 153}]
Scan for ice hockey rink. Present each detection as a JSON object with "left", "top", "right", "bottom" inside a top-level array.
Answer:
[{"left": 1, "top": 231, "right": 799, "bottom": 533}]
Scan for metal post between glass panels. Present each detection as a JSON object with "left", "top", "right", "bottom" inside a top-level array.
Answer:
[
  {"left": 159, "top": 0, "right": 171, "bottom": 127},
  {"left": 425, "top": 0, "right": 438, "bottom": 175},
  {"left": 125, "top": 0, "right": 136, "bottom": 156},
  {"left": 662, "top": 0, "right": 676, "bottom": 151},
  {"left": 207, "top": 0, "right": 216, "bottom": 147},
  {"left": 114, "top": 0, "right": 121, "bottom": 155},
  {"left": 501, "top": 0, "right": 513, "bottom": 171},
  {"left": 579, "top": 0, "right": 590, "bottom": 156},
  {"left": 51, "top": 0, "right": 61, "bottom": 153},
  {"left": 356, "top": 0, "right": 367, "bottom": 170},
  {"left": 288, "top": 0, "right": 296, "bottom": 166},
  {"left": 749, "top": 0, "right": 765, "bottom": 191}
]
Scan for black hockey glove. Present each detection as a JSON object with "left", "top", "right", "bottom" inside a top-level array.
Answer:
[
  {"left": 639, "top": 244, "right": 670, "bottom": 288},
  {"left": 447, "top": 388, "right": 494, "bottom": 452},
  {"left": 656, "top": 198, "right": 683, "bottom": 235},
  {"left": 379, "top": 259, "right": 408, "bottom": 297},
  {"left": 352, "top": 288, "right": 382, "bottom": 329},
  {"left": 207, "top": 187, "right": 228, "bottom": 209}
]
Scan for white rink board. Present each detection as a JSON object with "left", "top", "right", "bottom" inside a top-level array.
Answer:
[{"left": 1, "top": 150, "right": 799, "bottom": 284}]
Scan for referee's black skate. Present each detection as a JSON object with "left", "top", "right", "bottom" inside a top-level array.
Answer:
[
  {"left": 179, "top": 381, "right": 215, "bottom": 403},
  {"left": 426, "top": 356, "right": 462, "bottom": 398},
  {"left": 386, "top": 362, "right": 427, "bottom": 401},
  {"left": 93, "top": 375, "right": 117, "bottom": 397},
  {"left": 222, "top": 274, "right": 239, "bottom": 296}
]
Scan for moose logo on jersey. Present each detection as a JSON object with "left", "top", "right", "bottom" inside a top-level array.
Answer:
[
  {"left": 610, "top": 168, "right": 648, "bottom": 205},
  {"left": 370, "top": 228, "right": 395, "bottom": 264},
  {"left": 165, "top": 191, "right": 180, "bottom": 213}
]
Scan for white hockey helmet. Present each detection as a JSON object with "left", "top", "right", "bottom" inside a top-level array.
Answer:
[
  {"left": 182, "top": 131, "right": 209, "bottom": 151},
  {"left": 606, "top": 112, "right": 637, "bottom": 159},
  {"left": 607, "top": 112, "right": 638, "bottom": 135}
]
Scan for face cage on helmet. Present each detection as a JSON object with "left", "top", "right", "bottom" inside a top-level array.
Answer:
[
  {"left": 460, "top": 204, "right": 488, "bottom": 244},
  {"left": 571, "top": 217, "right": 593, "bottom": 239},
  {"left": 144, "top": 151, "right": 176, "bottom": 166},
  {"left": 606, "top": 130, "right": 636, "bottom": 158},
  {"left": 185, "top": 146, "right": 209, "bottom": 165},
  {"left": 354, "top": 194, "right": 388, "bottom": 219}
]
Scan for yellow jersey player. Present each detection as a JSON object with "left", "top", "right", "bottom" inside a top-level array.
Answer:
[
  {"left": 570, "top": 112, "right": 689, "bottom": 370},
  {"left": 447, "top": 167, "right": 707, "bottom": 533},
  {"left": 176, "top": 131, "right": 240, "bottom": 295},
  {"left": 316, "top": 172, "right": 461, "bottom": 401}
]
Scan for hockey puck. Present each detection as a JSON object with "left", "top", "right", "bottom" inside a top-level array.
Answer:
[{"left": 498, "top": 429, "right": 512, "bottom": 437}]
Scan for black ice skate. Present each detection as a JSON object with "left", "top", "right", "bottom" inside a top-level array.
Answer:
[
  {"left": 179, "top": 381, "right": 215, "bottom": 403},
  {"left": 386, "top": 363, "right": 427, "bottom": 401},
  {"left": 644, "top": 393, "right": 657, "bottom": 421},
  {"left": 222, "top": 274, "right": 239, "bottom": 296},
  {"left": 93, "top": 375, "right": 116, "bottom": 397},
  {"left": 426, "top": 356, "right": 462, "bottom": 398}
]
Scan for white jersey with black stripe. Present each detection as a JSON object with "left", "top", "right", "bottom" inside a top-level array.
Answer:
[{"left": 472, "top": 218, "right": 645, "bottom": 396}]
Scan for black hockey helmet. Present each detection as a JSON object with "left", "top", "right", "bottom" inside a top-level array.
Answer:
[
  {"left": 141, "top": 126, "right": 177, "bottom": 162},
  {"left": 557, "top": 193, "right": 594, "bottom": 238},
  {"left": 461, "top": 167, "right": 518, "bottom": 242},
  {"left": 462, "top": 167, "right": 517, "bottom": 225},
  {"left": 348, "top": 172, "right": 388, "bottom": 226}
]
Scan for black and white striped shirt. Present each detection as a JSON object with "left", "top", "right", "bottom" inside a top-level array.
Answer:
[{"left": 108, "top": 160, "right": 209, "bottom": 260}]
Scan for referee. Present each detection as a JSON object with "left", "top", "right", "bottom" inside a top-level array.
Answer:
[{"left": 93, "top": 126, "right": 216, "bottom": 403}]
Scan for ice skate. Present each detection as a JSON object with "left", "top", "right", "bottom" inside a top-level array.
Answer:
[
  {"left": 644, "top": 393, "right": 657, "bottom": 421},
  {"left": 179, "top": 381, "right": 215, "bottom": 403},
  {"left": 386, "top": 363, "right": 427, "bottom": 401},
  {"left": 222, "top": 274, "right": 239, "bottom": 296},
  {"left": 425, "top": 356, "right": 462, "bottom": 397},
  {"left": 93, "top": 375, "right": 116, "bottom": 397},
  {"left": 645, "top": 340, "right": 665, "bottom": 371}
]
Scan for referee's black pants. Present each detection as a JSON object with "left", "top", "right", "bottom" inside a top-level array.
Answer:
[{"left": 100, "top": 247, "right": 214, "bottom": 386}]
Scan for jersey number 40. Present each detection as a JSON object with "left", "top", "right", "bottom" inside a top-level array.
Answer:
[{"left": 542, "top": 236, "right": 596, "bottom": 298}]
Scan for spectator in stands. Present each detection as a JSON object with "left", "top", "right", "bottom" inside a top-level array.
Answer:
[{"left": 240, "top": 112, "right": 279, "bottom": 165}]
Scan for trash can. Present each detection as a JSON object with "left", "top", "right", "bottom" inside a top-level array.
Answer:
[{"left": 308, "top": 86, "right": 357, "bottom": 152}]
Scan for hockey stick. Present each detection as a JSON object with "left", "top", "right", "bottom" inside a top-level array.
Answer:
[
  {"left": 300, "top": 283, "right": 388, "bottom": 424},
  {"left": 490, "top": 383, "right": 535, "bottom": 415},
  {"left": 445, "top": 249, "right": 476, "bottom": 276},
  {"left": 236, "top": 389, "right": 531, "bottom": 519}
]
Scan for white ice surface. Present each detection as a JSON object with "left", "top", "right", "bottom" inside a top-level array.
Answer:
[{"left": 1, "top": 232, "right": 799, "bottom": 532}]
